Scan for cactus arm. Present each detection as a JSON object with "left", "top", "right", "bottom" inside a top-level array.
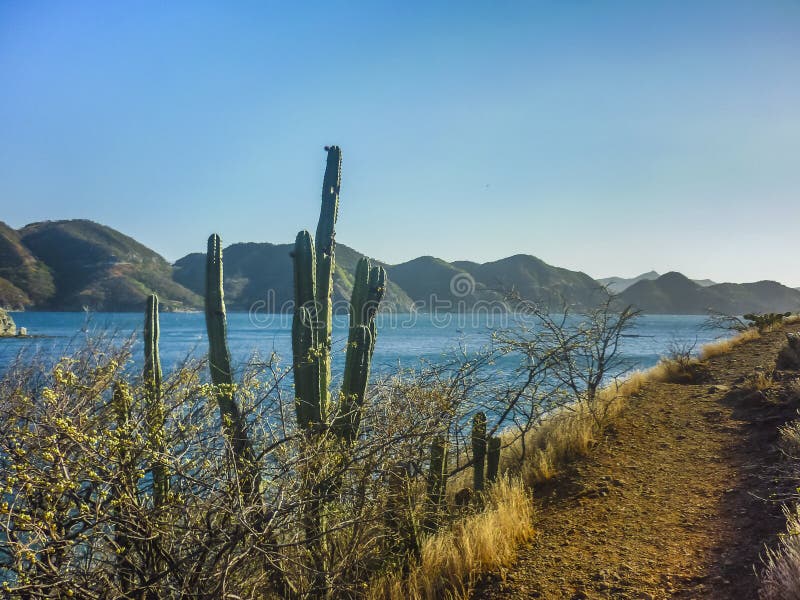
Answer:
[
  {"left": 366, "top": 265, "right": 386, "bottom": 363},
  {"left": 348, "top": 258, "right": 370, "bottom": 327},
  {"left": 472, "top": 412, "right": 487, "bottom": 493},
  {"left": 143, "top": 294, "right": 168, "bottom": 505},
  {"left": 292, "top": 231, "right": 324, "bottom": 428},
  {"left": 335, "top": 261, "right": 387, "bottom": 440},
  {"left": 204, "top": 234, "right": 259, "bottom": 493},
  {"left": 314, "top": 145, "right": 341, "bottom": 413},
  {"left": 335, "top": 325, "right": 372, "bottom": 440}
]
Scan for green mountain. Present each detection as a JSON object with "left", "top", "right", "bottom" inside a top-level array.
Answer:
[
  {"left": 386, "top": 256, "right": 498, "bottom": 309},
  {"left": 387, "top": 254, "right": 604, "bottom": 311},
  {"left": 17, "top": 220, "right": 201, "bottom": 311},
  {"left": 2, "top": 219, "right": 799, "bottom": 316},
  {"left": 0, "top": 221, "right": 55, "bottom": 309},
  {"left": 173, "top": 241, "right": 413, "bottom": 312},
  {"left": 619, "top": 272, "right": 800, "bottom": 314},
  {"left": 456, "top": 254, "right": 603, "bottom": 310}
]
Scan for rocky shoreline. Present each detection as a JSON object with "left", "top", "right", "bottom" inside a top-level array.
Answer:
[{"left": 0, "top": 308, "right": 26, "bottom": 337}]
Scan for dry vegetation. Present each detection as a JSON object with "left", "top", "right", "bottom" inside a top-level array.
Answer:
[
  {"left": 368, "top": 476, "right": 534, "bottom": 600},
  {"left": 0, "top": 309, "right": 781, "bottom": 599},
  {"left": 760, "top": 355, "right": 800, "bottom": 600},
  {"left": 371, "top": 315, "right": 771, "bottom": 599}
]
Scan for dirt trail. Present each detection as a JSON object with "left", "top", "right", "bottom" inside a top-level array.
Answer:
[{"left": 476, "top": 326, "right": 800, "bottom": 600}]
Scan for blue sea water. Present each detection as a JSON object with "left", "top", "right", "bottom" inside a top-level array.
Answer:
[{"left": 1, "top": 312, "right": 727, "bottom": 380}]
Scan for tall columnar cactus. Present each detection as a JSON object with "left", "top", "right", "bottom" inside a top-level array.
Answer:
[
  {"left": 205, "top": 234, "right": 259, "bottom": 494},
  {"left": 291, "top": 146, "right": 386, "bottom": 441},
  {"left": 143, "top": 294, "right": 168, "bottom": 504},
  {"left": 289, "top": 146, "right": 386, "bottom": 598},
  {"left": 472, "top": 411, "right": 487, "bottom": 493},
  {"left": 486, "top": 436, "right": 501, "bottom": 485}
]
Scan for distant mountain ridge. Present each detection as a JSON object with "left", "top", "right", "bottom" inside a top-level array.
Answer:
[
  {"left": 1, "top": 219, "right": 798, "bottom": 315},
  {"left": 598, "top": 271, "right": 717, "bottom": 294},
  {"left": 619, "top": 272, "right": 800, "bottom": 315},
  {"left": 173, "top": 242, "right": 414, "bottom": 311}
]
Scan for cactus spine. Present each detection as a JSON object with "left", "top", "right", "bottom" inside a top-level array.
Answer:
[
  {"left": 143, "top": 294, "right": 168, "bottom": 504},
  {"left": 486, "top": 436, "right": 501, "bottom": 484},
  {"left": 205, "top": 234, "right": 259, "bottom": 494},
  {"left": 472, "top": 412, "right": 487, "bottom": 493}
]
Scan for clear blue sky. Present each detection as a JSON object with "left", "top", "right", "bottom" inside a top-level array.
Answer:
[{"left": 1, "top": 1, "right": 799, "bottom": 285}]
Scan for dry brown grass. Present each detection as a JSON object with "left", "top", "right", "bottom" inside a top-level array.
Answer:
[
  {"left": 788, "top": 379, "right": 800, "bottom": 402},
  {"left": 760, "top": 505, "right": 800, "bottom": 600},
  {"left": 495, "top": 371, "right": 648, "bottom": 488},
  {"left": 369, "top": 327, "right": 762, "bottom": 599},
  {"left": 368, "top": 476, "right": 534, "bottom": 600},
  {"left": 700, "top": 328, "right": 761, "bottom": 360},
  {"left": 784, "top": 314, "right": 800, "bottom": 326},
  {"left": 648, "top": 356, "right": 706, "bottom": 384},
  {"left": 638, "top": 328, "right": 761, "bottom": 385},
  {"left": 744, "top": 369, "right": 775, "bottom": 393},
  {"left": 779, "top": 419, "right": 800, "bottom": 457},
  {"left": 759, "top": 345, "right": 800, "bottom": 600},
  {"left": 467, "top": 330, "right": 762, "bottom": 493}
]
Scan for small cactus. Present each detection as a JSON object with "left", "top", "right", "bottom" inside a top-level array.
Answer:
[
  {"left": 744, "top": 312, "right": 792, "bottom": 332},
  {"left": 424, "top": 435, "right": 448, "bottom": 530},
  {"left": 472, "top": 412, "right": 487, "bottom": 493},
  {"left": 486, "top": 436, "right": 501, "bottom": 484}
]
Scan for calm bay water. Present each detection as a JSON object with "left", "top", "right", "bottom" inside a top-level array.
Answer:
[{"left": 1, "top": 312, "right": 726, "bottom": 380}]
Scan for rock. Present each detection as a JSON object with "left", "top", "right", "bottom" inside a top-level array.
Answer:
[
  {"left": 454, "top": 487, "right": 473, "bottom": 507},
  {"left": 0, "top": 308, "right": 16, "bottom": 337},
  {"left": 742, "top": 390, "right": 766, "bottom": 405},
  {"left": 777, "top": 333, "right": 800, "bottom": 370},
  {"left": 17, "top": 327, "right": 26, "bottom": 336}
]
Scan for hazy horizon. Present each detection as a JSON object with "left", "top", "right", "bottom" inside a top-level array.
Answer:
[{"left": 2, "top": 1, "right": 798, "bottom": 286}]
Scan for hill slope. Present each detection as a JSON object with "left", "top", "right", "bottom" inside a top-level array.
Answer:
[
  {"left": 0, "top": 221, "right": 55, "bottom": 309},
  {"left": 458, "top": 254, "right": 603, "bottom": 310},
  {"left": 18, "top": 220, "right": 201, "bottom": 311},
  {"left": 173, "top": 241, "right": 414, "bottom": 312},
  {"left": 620, "top": 272, "right": 800, "bottom": 314},
  {"left": 387, "top": 254, "right": 605, "bottom": 311}
]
